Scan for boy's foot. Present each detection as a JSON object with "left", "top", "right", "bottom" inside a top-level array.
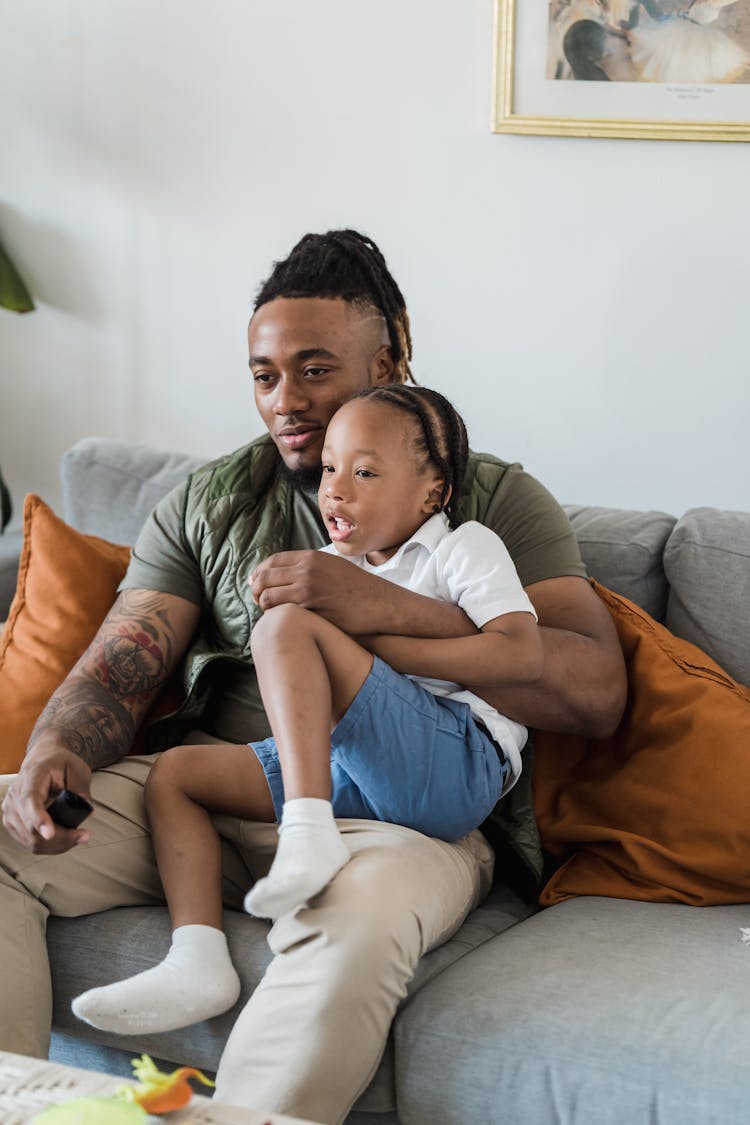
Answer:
[
  {"left": 244, "top": 798, "right": 350, "bottom": 920},
  {"left": 71, "top": 924, "right": 241, "bottom": 1034}
]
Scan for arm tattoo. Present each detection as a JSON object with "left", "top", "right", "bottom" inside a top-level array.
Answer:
[
  {"left": 93, "top": 592, "right": 179, "bottom": 702},
  {"left": 29, "top": 589, "right": 189, "bottom": 770},
  {"left": 97, "top": 630, "right": 166, "bottom": 700},
  {"left": 29, "top": 680, "right": 136, "bottom": 769}
]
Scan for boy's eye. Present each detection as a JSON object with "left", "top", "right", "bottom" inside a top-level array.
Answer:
[
  {"left": 322, "top": 464, "right": 335, "bottom": 474},
  {"left": 356, "top": 469, "right": 375, "bottom": 479}
]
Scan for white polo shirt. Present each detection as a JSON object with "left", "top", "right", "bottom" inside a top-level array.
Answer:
[{"left": 321, "top": 513, "right": 538, "bottom": 792}]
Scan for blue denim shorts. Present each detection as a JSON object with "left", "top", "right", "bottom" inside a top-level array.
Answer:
[{"left": 250, "top": 656, "right": 507, "bottom": 843}]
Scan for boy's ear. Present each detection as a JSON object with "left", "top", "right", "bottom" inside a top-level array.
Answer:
[{"left": 422, "top": 480, "right": 451, "bottom": 514}]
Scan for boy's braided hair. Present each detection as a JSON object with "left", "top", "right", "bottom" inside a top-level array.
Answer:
[
  {"left": 352, "top": 385, "right": 469, "bottom": 529},
  {"left": 254, "top": 229, "right": 414, "bottom": 384}
]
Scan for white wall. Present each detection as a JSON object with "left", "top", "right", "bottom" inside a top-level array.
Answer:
[{"left": 1, "top": 0, "right": 748, "bottom": 530}]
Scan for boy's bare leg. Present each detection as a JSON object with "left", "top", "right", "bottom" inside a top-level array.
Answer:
[
  {"left": 245, "top": 603, "right": 375, "bottom": 920},
  {"left": 148, "top": 743, "right": 275, "bottom": 929},
  {"left": 252, "top": 603, "right": 375, "bottom": 798},
  {"left": 73, "top": 744, "right": 275, "bottom": 1035}
]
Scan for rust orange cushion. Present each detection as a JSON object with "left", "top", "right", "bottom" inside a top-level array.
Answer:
[
  {"left": 535, "top": 581, "right": 750, "bottom": 907},
  {"left": 0, "top": 495, "right": 131, "bottom": 773}
]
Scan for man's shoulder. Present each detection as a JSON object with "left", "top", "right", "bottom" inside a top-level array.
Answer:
[
  {"left": 462, "top": 449, "right": 534, "bottom": 518},
  {"left": 465, "top": 448, "right": 519, "bottom": 490},
  {"left": 463, "top": 449, "right": 586, "bottom": 587},
  {"left": 467, "top": 449, "right": 518, "bottom": 473}
]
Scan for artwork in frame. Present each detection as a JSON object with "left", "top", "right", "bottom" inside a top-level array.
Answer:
[{"left": 492, "top": 0, "right": 750, "bottom": 140}]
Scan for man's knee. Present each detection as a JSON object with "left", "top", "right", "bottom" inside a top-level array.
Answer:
[
  {"left": 271, "top": 886, "right": 423, "bottom": 1004},
  {"left": 271, "top": 843, "right": 429, "bottom": 970}
]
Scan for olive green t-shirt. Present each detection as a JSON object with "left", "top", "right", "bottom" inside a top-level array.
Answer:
[{"left": 123, "top": 449, "right": 586, "bottom": 745}]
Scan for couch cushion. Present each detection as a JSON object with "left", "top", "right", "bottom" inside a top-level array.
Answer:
[
  {"left": 664, "top": 507, "right": 750, "bottom": 687},
  {"left": 61, "top": 437, "right": 206, "bottom": 543},
  {"left": 394, "top": 895, "right": 750, "bottom": 1125},
  {"left": 534, "top": 581, "right": 750, "bottom": 907},
  {"left": 49, "top": 885, "right": 536, "bottom": 1115},
  {"left": 564, "top": 505, "right": 675, "bottom": 621},
  {"left": 0, "top": 496, "right": 131, "bottom": 772}
]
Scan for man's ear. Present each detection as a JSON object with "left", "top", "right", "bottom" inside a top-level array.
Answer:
[
  {"left": 370, "top": 344, "right": 395, "bottom": 386},
  {"left": 422, "top": 480, "right": 451, "bottom": 515}
]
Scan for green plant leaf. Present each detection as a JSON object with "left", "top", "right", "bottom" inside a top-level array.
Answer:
[{"left": 0, "top": 237, "right": 35, "bottom": 312}]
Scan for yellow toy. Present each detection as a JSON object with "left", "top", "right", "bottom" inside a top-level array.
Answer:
[
  {"left": 31, "top": 1053, "right": 215, "bottom": 1122},
  {"left": 121, "top": 1053, "right": 215, "bottom": 1112}
]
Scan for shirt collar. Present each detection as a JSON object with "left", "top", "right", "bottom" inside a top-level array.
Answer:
[{"left": 362, "top": 512, "right": 450, "bottom": 571}]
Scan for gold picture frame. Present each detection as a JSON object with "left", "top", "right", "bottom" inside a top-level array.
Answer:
[{"left": 492, "top": 0, "right": 750, "bottom": 141}]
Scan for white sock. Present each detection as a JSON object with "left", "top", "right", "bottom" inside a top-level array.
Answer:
[
  {"left": 244, "top": 798, "right": 350, "bottom": 920},
  {"left": 71, "top": 924, "right": 241, "bottom": 1034}
]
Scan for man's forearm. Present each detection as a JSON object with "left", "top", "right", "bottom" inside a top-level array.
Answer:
[
  {"left": 25, "top": 587, "right": 199, "bottom": 773},
  {"left": 365, "top": 624, "right": 619, "bottom": 736},
  {"left": 27, "top": 673, "right": 137, "bottom": 771},
  {"left": 369, "top": 583, "right": 478, "bottom": 638},
  {"left": 473, "top": 623, "right": 626, "bottom": 738}
]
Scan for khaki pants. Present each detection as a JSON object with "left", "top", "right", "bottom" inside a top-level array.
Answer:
[{"left": 0, "top": 755, "right": 493, "bottom": 1125}]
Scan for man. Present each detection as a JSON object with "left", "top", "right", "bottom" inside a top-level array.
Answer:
[{"left": 0, "top": 229, "right": 626, "bottom": 1125}]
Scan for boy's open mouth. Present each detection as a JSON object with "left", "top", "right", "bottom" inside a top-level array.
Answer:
[{"left": 327, "top": 514, "right": 356, "bottom": 543}]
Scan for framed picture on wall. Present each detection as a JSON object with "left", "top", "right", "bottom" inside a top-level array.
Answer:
[{"left": 493, "top": 0, "right": 750, "bottom": 140}]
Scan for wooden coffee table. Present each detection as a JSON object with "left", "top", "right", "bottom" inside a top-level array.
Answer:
[{"left": 0, "top": 1050, "right": 318, "bottom": 1124}]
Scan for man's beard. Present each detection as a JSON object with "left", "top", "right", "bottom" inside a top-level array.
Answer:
[{"left": 277, "top": 460, "right": 323, "bottom": 496}]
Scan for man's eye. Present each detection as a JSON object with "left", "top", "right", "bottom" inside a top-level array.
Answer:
[
  {"left": 304, "top": 367, "right": 329, "bottom": 378},
  {"left": 253, "top": 371, "right": 275, "bottom": 384}
]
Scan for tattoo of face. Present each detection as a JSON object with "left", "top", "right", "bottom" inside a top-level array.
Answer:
[
  {"left": 98, "top": 632, "right": 164, "bottom": 699},
  {"left": 94, "top": 595, "right": 179, "bottom": 702},
  {"left": 30, "top": 681, "right": 135, "bottom": 769},
  {"left": 29, "top": 589, "right": 188, "bottom": 769}
]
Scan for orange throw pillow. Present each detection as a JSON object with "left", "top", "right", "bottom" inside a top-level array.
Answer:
[
  {"left": 0, "top": 495, "right": 131, "bottom": 773},
  {"left": 535, "top": 581, "right": 750, "bottom": 907}
]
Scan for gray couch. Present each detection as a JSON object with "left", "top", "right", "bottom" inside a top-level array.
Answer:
[{"left": 5, "top": 437, "right": 750, "bottom": 1125}]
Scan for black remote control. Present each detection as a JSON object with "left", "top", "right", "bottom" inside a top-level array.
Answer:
[{"left": 47, "top": 789, "right": 93, "bottom": 829}]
